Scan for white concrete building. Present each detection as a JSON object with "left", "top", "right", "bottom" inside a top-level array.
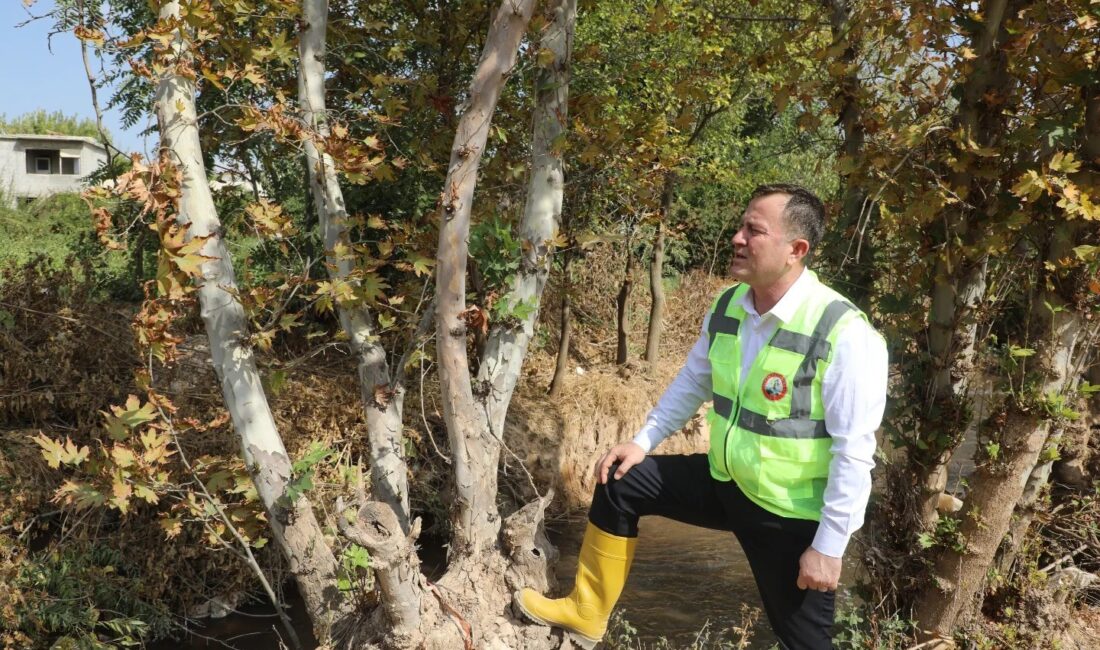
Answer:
[{"left": 0, "top": 134, "right": 108, "bottom": 207}]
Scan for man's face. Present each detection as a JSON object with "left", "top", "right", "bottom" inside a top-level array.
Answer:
[{"left": 729, "top": 193, "right": 801, "bottom": 287}]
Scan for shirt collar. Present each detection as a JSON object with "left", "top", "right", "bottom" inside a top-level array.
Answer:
[{"left": 736, "top": 267, "right": 813, "bottom": 323}]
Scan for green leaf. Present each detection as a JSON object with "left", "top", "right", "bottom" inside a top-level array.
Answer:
[
  {"left": 205, "top": 470, "right": 234, "bottom": 493},
  {"left": 264, "top": 370, "right": 288, "bottom": 396},
  {"left": 359, "top": 273, "right": 390, "bottom": 305},
  {"left": 1009, "top": 345, "right": 1035, "bottom": 357},
  {"left": 293, "top": 442, "right": 333, "bottom": 474},
  {"left": 342, "top": 543, "right": 372, "bottom": 570},
  {"left": 1072, "top": 245, "right": 1097, "bottom": 261},
  {"left": 115, "top": 396, "right": 158, "bottom": 428},
  {"left": 407, "top": 253, "right": 435, "bottom": 277}
]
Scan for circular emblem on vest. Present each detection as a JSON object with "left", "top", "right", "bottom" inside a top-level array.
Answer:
[{"left": 761, "top": 372, "right": 788, "bottom": 401}]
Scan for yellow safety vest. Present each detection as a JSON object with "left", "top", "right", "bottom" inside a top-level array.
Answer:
[{"left": 705, "top": 272, "right": 874, "bottom": 521}]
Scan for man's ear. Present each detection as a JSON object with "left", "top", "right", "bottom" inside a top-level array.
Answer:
[{"left": 790, "top": 238, "right": 810, "bottom": 262}]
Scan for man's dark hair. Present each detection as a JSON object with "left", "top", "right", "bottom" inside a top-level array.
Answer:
[{"left": 749, "top": 183, "right": 826, "bottom": 260}]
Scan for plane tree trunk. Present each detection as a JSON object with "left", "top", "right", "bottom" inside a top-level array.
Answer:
[
  {"left": 914, "top": 30, "right": 1099, "bottom": 638},
  {"left": 477, "top": 0, "right": 577, "bottom": 437},
  {"left": 152, "top": 0, "right": 352, "bottom": 639},
  {"left": 548, "top": 250, "right": 573, "bottom": 398},
  {"left": 616, "top": 237, "right": 635, "bottom": 365},
  {"left": 915, "top": 0, "right": 1013, "bottom": 529},
  {"left": 915, "top": 222, "right": 1093, "bottom": 639},
  {"left": 298, "top": 0, "right": 411, "bottom": 536}
]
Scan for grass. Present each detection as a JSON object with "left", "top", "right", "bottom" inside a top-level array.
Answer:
[
  {"left": 0, "top": 191, "right": 135, "bottom": 297},
  {"left": 0, "top": 193, "right": 93, "bottom": 265}
]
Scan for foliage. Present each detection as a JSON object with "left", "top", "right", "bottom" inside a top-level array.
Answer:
[
  {"left": 0, "top": 259, "right": 135, "bottom": 428},
  {"left": 1, "top": 542, "right": 172, "bottom": 649},
  {"left": 282, "top": 441, "right": 333, "bottom": 506},
  {"left": 7, "top": 0, "right": 1097, "bottom": 646},
  {"left": 604, "top": 606, "right": 760, "bottom": 650},
  {"left": 0, "top": 110, "right": 105, "bottom": 140},
  {"left": 832, "top": 600, "right": 914, "bottom": 649}
]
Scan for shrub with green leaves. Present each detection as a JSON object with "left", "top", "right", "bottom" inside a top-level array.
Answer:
[{"left": 4, "top": 543, "right": 172, "bottom": 649}]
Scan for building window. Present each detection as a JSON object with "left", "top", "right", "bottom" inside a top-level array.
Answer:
[
  {"left": 36, "top": 157, "right": 51, "bottom": 174},
  {"left": 61, "top": 158, "right": 78, "bottom": 175}
]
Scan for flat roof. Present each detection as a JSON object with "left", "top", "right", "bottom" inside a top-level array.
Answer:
[{"left": 0, "top": 133, "right": 106, "bottom": 150}]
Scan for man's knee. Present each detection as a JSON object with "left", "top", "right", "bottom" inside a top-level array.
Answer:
[{"left": 588, "top": 462, "right": 642, "bottom": 537}]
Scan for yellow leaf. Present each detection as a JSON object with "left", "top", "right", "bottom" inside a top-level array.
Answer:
[
  {"left": 111, "top": 445, "right": 137, "bottom": 468},
  {"left": 1011, "top": 170, "right": 1046, "bottom": 201},
  {"left": 57, "top": 481, "right": 105, "bottom": 509},
  {"left": 110, "top": 477, "right": 132, "bottom": 513},
  {"left": 134, "top": 484, "right": 159, "bottom": 504},
  {"left": 1049, "top": 151, "right": 1081, "bottom": 174},
  {"left": 536, "top": 48, "right": 556, "bottom": 68},
  {"left": 34, "top": 433, "right": 65, "bottom": 469},
  {"left": 161, "top": 517, "right": 183, "bottom": 538},
  {"left": 34, "top": 434, "right": 89, "bottom": 468}
]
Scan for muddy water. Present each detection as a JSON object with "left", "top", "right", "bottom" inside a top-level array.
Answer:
[
  {"left": 148, "top": 586, "right": 318, "bottom": 649},
  {"left": 158, "top": 515, "right": 867, "bottom": 649},
  {"left": 549, "top": 516, "right": 782, "bottom": 649}
]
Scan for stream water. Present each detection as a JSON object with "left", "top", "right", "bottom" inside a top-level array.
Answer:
[
  {"left": 153, "top": 514, "right": 875, "bottom": 649},
  {"left": 548, "top": 515, "right": 783, "bottom": 649}
]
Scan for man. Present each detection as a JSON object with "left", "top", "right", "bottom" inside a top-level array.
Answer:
[{"left": 515, "top": 184, "right": 888, "bottom": 649}]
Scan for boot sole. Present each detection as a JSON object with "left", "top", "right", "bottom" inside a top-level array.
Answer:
[{"left": 512, "top": 590, "right": 601, "bottom": 650}]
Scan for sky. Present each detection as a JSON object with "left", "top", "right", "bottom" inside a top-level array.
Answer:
[{"left": 1, "top": 1, "right": 149, "bottom": 155}]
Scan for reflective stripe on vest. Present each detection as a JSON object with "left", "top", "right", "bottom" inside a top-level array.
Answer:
[
  {"left": 707, "top": 286, "right": 741, "bottom": 351},
  {"left": 705, "top": 274, "right": 867, "bottom": 521}
]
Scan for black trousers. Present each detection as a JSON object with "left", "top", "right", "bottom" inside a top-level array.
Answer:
[{"left": 588, "top": 454, "right": 834, "bottom": 650}]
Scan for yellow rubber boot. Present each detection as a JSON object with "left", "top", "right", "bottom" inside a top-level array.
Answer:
[{"left": 515, "top": 523, "right": 637, "bottom": 649}]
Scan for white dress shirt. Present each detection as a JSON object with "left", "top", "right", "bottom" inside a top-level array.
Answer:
[{"left": 631, "top": 269, "right": 887, "bottom": 558}]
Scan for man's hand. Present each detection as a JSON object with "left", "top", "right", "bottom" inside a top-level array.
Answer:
[
  {"left": 593, "top": 442, "right": 647, "bottom": 485},
  {"left": 796, "top": 547, "right": 842, "bottom": 592}
]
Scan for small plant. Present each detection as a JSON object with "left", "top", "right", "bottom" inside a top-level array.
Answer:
[
  {"left": 337, "top": 543, "right": 374, "bottom": 594},
  {"left": 917, "top": 513, "right": 967, "bottom": 554},
  {"left": 604, "top": 606, "right": 759, "bottom": 649},
  {"left": 281, "top": 441, "right": 334, "bottom": 507},
  {"left": 469, "top": 215, "right": 522, "bottom": 291},
  {"left": 5, "top": 543, "right": 172, "bottom": 648},
  {"left": 833, "top": 600, "right": 915, "bottom": 649}
]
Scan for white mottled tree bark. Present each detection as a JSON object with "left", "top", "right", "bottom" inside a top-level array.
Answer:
[
  {"left": 918, "top": 0, "right": 1009, "bottom": 527},
  {"left": 478, "top": 0, "right": 577, "bottom": 437},
  {"left": 435, "top": 0, "right": 538, "bottom": 556},
  {"left": 152, "top": 0, "right": 349, "bottom": 636},
  {"left": 298, "top": 0, "right": 411, "bottom": 535},
  {"left": 916, "top": 223, "right": 1091, "bottom": 639}
]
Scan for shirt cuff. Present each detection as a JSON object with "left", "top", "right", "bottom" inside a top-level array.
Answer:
[
  {"left": 811, "top": 523, "right": 850, "bottom": 558},
  {"left": 631, "top": 423, "right": 663, "bottom": 454}
]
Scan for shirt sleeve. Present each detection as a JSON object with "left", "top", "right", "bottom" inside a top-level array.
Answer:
[
  {"left": 632, "top": 314, "right": 714, "bottom": 453},
  {"left": 812, "top": 317, "right": 888, "bottom": 558}
]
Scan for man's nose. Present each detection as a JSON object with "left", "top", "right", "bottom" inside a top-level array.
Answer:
[{"left": 731, "top": 228, "right": 747, "bottom": 246}]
